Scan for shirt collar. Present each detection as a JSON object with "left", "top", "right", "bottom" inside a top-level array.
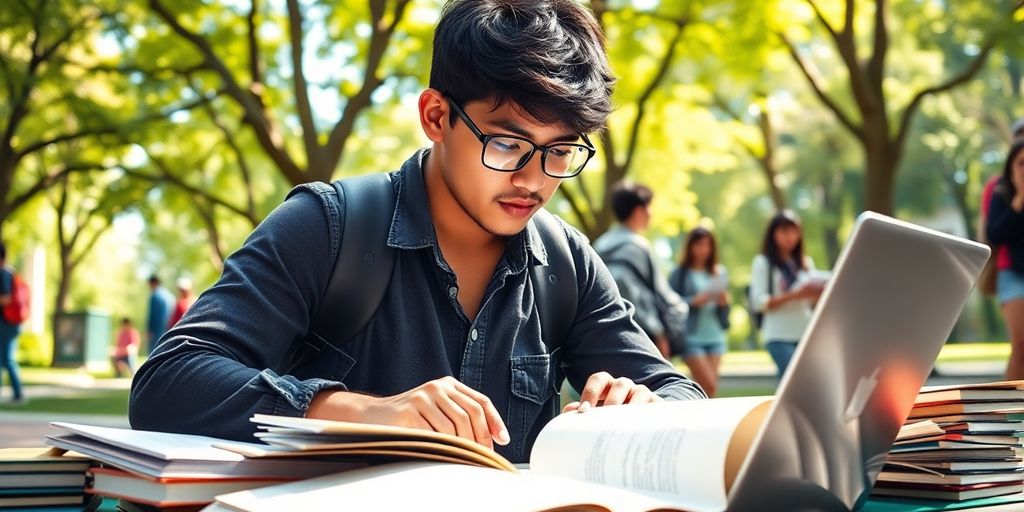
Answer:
[{"left": 386, "top": 149, "right": 549, "bottom": 271}]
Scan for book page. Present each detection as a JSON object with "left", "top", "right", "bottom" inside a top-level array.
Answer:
[
  {"left": 211, "top": 461, "right": 694, "bottom": 512},
  {"left": 530, "top": 397, "right": 772, "bottom": 512},
  {"left": 51, "top": 422, "right": 251, "bottom": 461}
]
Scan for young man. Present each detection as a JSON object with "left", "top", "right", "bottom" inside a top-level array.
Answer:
[
  {"left": 593, "top": 181, "right": 689, "bottom": 359},
  {"left": 129, "top": 0, "right": 704, "bottom": 463}
]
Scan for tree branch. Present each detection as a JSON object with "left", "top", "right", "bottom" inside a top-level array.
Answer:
[
  {"left": 72, "top": 219, "right": 114, "bottom": 269},
  {"left": 895, "top": 41, "right": 996, "bottom": 150},
  {"left": 9, "top": 162, "right": 111, "bottom": 215},
  {"left": 866, "top": 0, "right": 888, "bottom": 86},
  {"left": 622, "top": 17, "right": 687, "bottom": 173},
  {"left": 286, "top": 0, "right": 320, "bottom": 167},
  {"left": 778, "top": 32, "right": 863, "bottom": 139},
  {"left": 128, "top": 154, "right": 254, "bottom": 222},
  {"left": 191, "top": 79, "right": 259, "bottom": 226},
  {"left": 15, "top": 92, "right": 219, "bottom": 161},
  {"left": 322, "top": 0, "right": 412, "bottom": 181},
  {"left": 806, "top": 0, "right": 839, "bottom": 42},
  {"left": 247, "top": 0, "right": 262, "bottom": 86},
  {"left": 0, "top": 54, "right": 16, "bottom": 99},
  {"left": 148, "top": 0, "right": 305, "bottom": 184},
  {"left": 556, "top": 183, "right": 595, "bottom": 236}
]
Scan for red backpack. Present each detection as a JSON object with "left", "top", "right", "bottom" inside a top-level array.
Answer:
[{"left": 3, "top": 270, "right": 29, "bottom": 325}]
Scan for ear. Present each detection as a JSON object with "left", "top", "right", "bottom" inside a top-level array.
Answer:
[{"left": 419, "top": 89, "right": 447, "bottom": 144}]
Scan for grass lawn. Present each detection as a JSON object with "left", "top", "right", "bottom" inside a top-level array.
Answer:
[
  {"left": 0, "top": 389, "right": 129, "bottom": 415},
  {"left": 717, "top": 342, "right": 1009, "bottom": 368}
]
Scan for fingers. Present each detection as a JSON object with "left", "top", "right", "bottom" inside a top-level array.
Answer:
[
  {"left": 449, "top": 378, "right": 510, "bottom": 446},
  {"left": 625, "top": 384, "right": 660, "bottom": 404},
  {"left": 601, "top": 377, "right": 634, "bottom": 406},
  {"left": 574, "top": 373, "right": 662, "bottom": 412},
  {"left": 412, "top": 390, "right": 457, "bottom": 436},
  {"left": 578, "top": 371, "right": 613, "bottom": 410},
  {"left": 446, "top": 391, "right": 494, "bottom": 449}
]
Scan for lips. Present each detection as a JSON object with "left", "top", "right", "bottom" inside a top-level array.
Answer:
[{"left": 498, "top": 200, "right": 538, "bottom": 218}]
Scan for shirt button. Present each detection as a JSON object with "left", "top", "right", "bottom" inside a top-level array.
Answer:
[
  {"left": 448, "top": 286, "right": 458, "bottom": 299},
  {"left": 470, "top": 329, "right": 479, "bottom": 341}
]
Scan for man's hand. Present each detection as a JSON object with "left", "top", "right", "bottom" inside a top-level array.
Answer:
[
  {"left": 561, "top": 372, "right": 662, "bottom": 413},
  {"left": 306, "top": 376, "right": 510, "bottom": 449}
]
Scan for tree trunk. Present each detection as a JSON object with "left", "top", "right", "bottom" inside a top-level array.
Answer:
[
  {"left": 862, "top": 139, "right": 898, "bottom": 216},
  {"left": 821, "top": 178, "right": 843, "bottom": 266},
  {"left": 51, "top": 259, "right": 73, "bottom": 349}
]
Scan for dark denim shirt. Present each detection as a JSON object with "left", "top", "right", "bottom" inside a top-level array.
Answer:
[{"left": 129, "top": 150, "right": 705, "bottom": 463}]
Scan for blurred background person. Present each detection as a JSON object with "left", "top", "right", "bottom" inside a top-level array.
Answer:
[
  {"left": 594, "top": 181, "right": 688, "bottom": 359},
  {"left": 111, "top": 317, "right": 140, "bottom": 378},
  {"left": 987, "top": 140, "right": 1024, "bottom": 379},
  {"left": 669, "top": 227, "right": 730, "bottom": 397},
  {"left": 167, "top": 277, "right": 195, "bottom": 329},
  {"left": 145, "top": 275, "right": 173, "bottom": 354},
  {"left": 749, "top": 211, "right": 823, "bottom": 379},
  {"left": 0, "top": 241, "right": 23, "bottom": 404}
]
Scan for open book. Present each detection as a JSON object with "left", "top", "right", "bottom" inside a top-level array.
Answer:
[{"left": 208, "top": 397, "right": 774, "bottom": 512}]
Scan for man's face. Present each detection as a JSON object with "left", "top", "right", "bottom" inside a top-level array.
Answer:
[{"left": 435, "top": 98, "right": 577, "bottom": 237}]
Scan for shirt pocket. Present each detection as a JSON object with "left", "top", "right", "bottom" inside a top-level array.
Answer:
[{"left": 508, "top": 354, "right": 556, "bottom": 462}]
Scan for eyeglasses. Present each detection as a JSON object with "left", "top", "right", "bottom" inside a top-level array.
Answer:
[{"left": 445, "top": 94, "right": 595, "bottom": 178}]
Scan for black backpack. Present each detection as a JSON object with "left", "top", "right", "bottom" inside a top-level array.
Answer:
[{"left": 278, "top": 172, "right": 579, "bottom": 375}]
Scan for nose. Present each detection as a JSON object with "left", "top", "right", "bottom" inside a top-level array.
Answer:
[{"left": 509, "top": 150, "right": 547, "bottom": 193}]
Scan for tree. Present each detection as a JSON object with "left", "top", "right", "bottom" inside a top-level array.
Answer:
[
  {"left": 139, "top": 0, "right": 434, "bottom": 186},
  {"left": 0, "top": 0, "right": 209, "bottom": 237},
  {"left": 777, "top": 0, "right": 1023, "bottom": 215},
  {"left": 555, "top": 1, "right": 693, "bottom": 238},
  {"left": 48, "top": 164, "right": 145, "bottom": 338}
]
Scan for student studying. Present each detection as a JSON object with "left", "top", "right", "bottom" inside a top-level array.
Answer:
[{"left": 129, "top": 0, "right": 705, "bottom": 468}]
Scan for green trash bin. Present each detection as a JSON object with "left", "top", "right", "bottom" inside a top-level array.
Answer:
[{"left": 52, "top": 310, "right": 112, "bottom": 371}]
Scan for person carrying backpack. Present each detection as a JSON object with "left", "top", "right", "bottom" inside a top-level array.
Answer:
[
  {"left": 0, "top": 241, "right": 25, "bottom": 404},
  {"left": 130, "top": 0, "right": 705, "bottom": 464},
  {"left": 593, "top": 181, "right": 689, "bottom": 360}
]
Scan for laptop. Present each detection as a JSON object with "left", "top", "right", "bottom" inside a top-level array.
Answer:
[{"left": 726, "top": 211, "right": 991, "bottom": 511}]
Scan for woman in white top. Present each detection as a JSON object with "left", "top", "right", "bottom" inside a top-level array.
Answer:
[{"left": 749, "top": 211, "right": 823, "bottom": 378}]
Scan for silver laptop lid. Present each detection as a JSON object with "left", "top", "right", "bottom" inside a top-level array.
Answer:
[{"left": 727, "top": 212, "right": 991, "bottom": 511}]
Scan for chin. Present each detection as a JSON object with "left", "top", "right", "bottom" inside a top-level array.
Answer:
[{"left": 487, "top": 222, "right": 530, "bottom": 238}]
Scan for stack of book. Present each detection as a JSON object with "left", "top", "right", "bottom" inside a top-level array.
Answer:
[
  {"left": 0, "top": 447, "right": 98, "bottom": 511},
  {"left": 43, "top": 422, "right": 359, "bottom": 510},
  {"left": 872, "top": 381, "right": 1024, "bottom": 503}
]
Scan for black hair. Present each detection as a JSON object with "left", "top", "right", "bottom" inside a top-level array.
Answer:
[
  {"left": 0, "top": 241, "right": 6, "bottom": 262},
  {"left": 761, "top": 210, "right": 806, "bottom": 274},
  {"left": 680, "top": 227, "right": 719, "bottom": 275},
  {"left": 996, "top": 140, "right": 1024, "bottom": 200},
  {"left": 148, "top": 275, "right": 160, "bottom": 285},
  {"left": 609, "top": 181, "right": 653, "bottom": 222},
  {"left": 430, "top": 0, "right": 615, "bottom": 134}
]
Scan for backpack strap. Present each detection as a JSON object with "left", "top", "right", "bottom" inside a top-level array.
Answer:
[
  {"left": 529, "top": 209, "right": 578, "bottom": 356},
  {"left": 279, "top": 173, "right": 396, "bottom": 375},
  {"left": 308, "top": 172, "right": 397, "bottom": 349}
]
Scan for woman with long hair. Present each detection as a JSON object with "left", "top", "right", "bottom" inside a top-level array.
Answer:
[
  {"left": 987, "top": 140, "right": 1024, "bottom": 379},
  {"left": 749, "top": 211, "right": 823, "bottom": 378},
  {"left": 669, "top": 227, "right": 730, "bottom": 397}
]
